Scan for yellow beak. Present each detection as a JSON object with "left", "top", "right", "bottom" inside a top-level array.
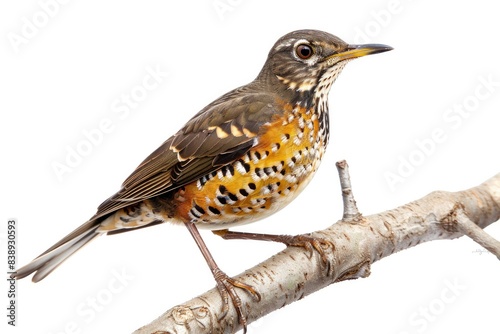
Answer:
[{"left": 326, "top": 44, "right": 393, "bottom": 63}]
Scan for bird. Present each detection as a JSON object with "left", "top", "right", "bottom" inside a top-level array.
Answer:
[{"left": 12, "top": 29, "right": 392, "bottom": 332}]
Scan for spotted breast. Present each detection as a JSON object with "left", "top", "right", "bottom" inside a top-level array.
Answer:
[{"left": 172, "top": 99, "right": 326, "bottom": 229}]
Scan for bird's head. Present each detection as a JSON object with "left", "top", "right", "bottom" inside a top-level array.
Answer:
[{"left": 258, "top": 29, "right": 392, "bottom": 97}]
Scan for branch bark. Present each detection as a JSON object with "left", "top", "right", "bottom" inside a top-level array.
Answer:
[{"left": 134, "top": 162, "right": 500, "bottom": 334}]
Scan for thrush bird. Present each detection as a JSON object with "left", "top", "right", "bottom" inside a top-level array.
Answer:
[{"left": 13, "top": 29, "right": 391, "bottom": 331}]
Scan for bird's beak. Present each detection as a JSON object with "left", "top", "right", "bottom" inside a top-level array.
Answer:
[{"left": 325, "top": 44, "right": 393, "bottom": 64}]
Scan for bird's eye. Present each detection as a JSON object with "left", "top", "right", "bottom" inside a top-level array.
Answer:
[{"left": 296, "top": 44, "right": 313, "bottom": 59}]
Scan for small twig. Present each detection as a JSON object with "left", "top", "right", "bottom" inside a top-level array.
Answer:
[
  {"left": 454, "top": 209, "right": 500, "bottom": 260},
  {"left": 335, "top": 160, "right": 362, "bottom": 221}
]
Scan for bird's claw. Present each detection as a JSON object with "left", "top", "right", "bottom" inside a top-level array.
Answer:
[
  {"left": 281, "top": 234, "right": 334, "bottom": 272},
  {"left": 213, "top": 268, "right": 261, "bottom": 333}
]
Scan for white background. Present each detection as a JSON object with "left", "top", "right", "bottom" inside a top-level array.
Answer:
[{"left": 2, "top": 0, "right": 500, "bottom": 333}]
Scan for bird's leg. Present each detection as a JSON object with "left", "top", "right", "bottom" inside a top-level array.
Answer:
[
  {"left": 184, "top": 222, "right": 261, "bottom": 333},
  {"left": 213, "top": 229, "right": 334, "bottom": 267}
]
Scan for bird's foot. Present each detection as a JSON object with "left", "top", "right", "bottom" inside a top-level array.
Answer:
[
  {"left": 212, "top": 268, "right": 261, "bottom": 334},
  {"left": 277, "top": 234, "right": 334, "bottom": 267}
]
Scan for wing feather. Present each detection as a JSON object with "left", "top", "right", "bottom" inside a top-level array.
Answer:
[{"left": 90, "top": 84, "right": 280, "bottom": 221}]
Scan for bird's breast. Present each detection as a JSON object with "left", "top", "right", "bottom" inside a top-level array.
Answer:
[{"left": 173, "top": 101, "right": 328, "bottom": 229}]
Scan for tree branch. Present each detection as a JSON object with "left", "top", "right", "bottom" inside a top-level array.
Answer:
[{"left": 134, "top": 161, "right": 500, "bottom": 334}]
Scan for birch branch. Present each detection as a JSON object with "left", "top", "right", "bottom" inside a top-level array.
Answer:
[{"left": 134, "top": 161, "right": 500, "bottom": 334}]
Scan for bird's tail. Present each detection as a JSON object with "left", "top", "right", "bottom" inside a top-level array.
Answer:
[{"left": 11, "top": 220, "right": 102, "bottom": 282}]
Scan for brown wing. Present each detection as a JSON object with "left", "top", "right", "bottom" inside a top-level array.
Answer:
[{"left": 91, "top": 84, "right": 278, "bottom": 221}]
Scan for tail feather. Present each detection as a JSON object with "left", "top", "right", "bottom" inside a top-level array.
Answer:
[{"left": 11, "top": 223, "right": 101, "bottom": 282}]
